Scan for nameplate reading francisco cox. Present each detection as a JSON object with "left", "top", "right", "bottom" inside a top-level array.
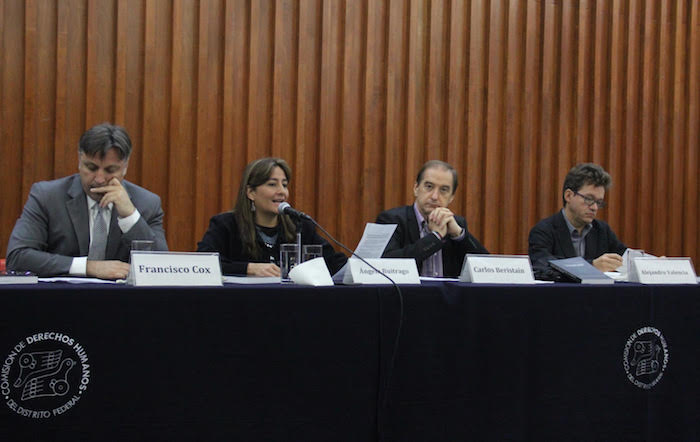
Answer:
[
  {"left": 460, "top": 254, "right": 535, "bottom": 284},
  {"left": 343, "top": 258, "right": 420, "bottom": 285},
  {"left": 129, "top": 251, "right": 223, "bottom": 286},
  {"left": 631, "top": 257, "right": 697, "bottom": 285}
]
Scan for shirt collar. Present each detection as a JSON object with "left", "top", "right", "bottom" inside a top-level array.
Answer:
[
  {"left": 561, "top": 208, "right": 592, "bottom": 237},
  {"left": 413, "top": 203, "right": 427, "bottom": 230},
  {"left": 86, "top": 195, "right": 113, "bottom": 212}
]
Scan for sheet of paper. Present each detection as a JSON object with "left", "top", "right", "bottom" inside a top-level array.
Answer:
[
  {"left": 354, "top": 223, "right": 398, "bottom": 258},
  {"left": 604, "top": 271, "right": 627, "bottom": 281},
  {"left": 39, "top": 277, "right": 120, "bottom": 284},
  {"left": 223, "top": 276, "right": 281, "bottom": 284},
  {"left": 420, "top": 276, "right": 460, "bottom": 282},
  {"left": 333, "top": 223, "right": 397, "bottom": 282}
]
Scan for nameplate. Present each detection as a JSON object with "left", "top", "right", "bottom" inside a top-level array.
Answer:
[
  {"left": 630, "top": 257, "right": 697, "bottom": 284},
  {"left": 129, "top": 251, "right": 223, "bottom": 286},
  {"left": 343, "top": 258, "right": 420, "bottom": 285},
  {"left": 460, "top": 254, "right": 535, "bottom": 284}
]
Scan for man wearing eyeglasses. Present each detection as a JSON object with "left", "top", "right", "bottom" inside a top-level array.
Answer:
[
  {"left": 528, "top": 163, "right": 627, "bottom": 278},
  {"left": 375, "top": 160, "right": 488, "bottom": 277}
]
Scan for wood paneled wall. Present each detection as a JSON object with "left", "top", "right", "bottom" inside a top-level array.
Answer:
[{"left": 1, "top": 0, "right": 698, "bottom": 265}]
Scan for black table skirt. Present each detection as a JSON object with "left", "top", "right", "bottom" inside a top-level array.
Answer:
[{"left": 1, "top": 281, "right": 698, "bottom": 441}]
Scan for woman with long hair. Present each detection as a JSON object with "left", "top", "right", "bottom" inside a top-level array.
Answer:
[{"left": 197, "top": 157, "right": 346, "bottom": 276}]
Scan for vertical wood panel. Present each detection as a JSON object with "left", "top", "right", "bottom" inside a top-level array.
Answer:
[
  {"left": 114, "top": 0, "right": 145, "bottom": 183},
  {"left": 652, "top": 0, "right": 674, "bottom": 254},
  {"left": 466, "top": 0, "right": 488, "bottom": 236},
  {"left": 406, "top": 0, "right": 428, "bottom": 198},
  {"left": 638, "top": 0, "right": 659, "bottom": 252},
  {"left": 295, "top": 0, "right": 320, "bottom": 216},
  {"left": 592, "top": 0, "right": 611, "bottom": 163},
  {"left": 55, "top": 0, "right": 87, "bottom": 178},
  {"left": 247, "top": 0, "right": 274, "bottom": 159},
  {"left": 271, "top": 0, "right": 298, "bottom": 162},
  {"left": 576, "top": 0, "right": 594, "bottom": 161},
  {"left": 0, "top": 0, "right": 25, "bottom": 257},
  {"left": 141, "top": 0, "right": 171, "bottom": 219},
  {"left": 1, "top": 0, "right": 698, "bottom": 267},
  {"left": 384, "top": 0, "right": 408, "bottom": 209},
  {"left": 522, "top": 0, "right": 543, "bottom": 239},
  {"left": 446, "top": 0, "right": 469, "bottom": 219},
  {"left": 362, "top": 0, "right": 387, "bottom": 226},
  {"left": 425, "top": 0, "right": 448, "bottom": 159},
  {"left": 23, "top": 0, "right": 57, "bottom": 194},
  {"left": 540, "top": 0, "right": 560, "bottom": 213},
  {"left": 623, "top": 0, "right": 643, "bottom": 247},
  {"left": 221, "top": 0, "right": 250, "bottom": 209},
  {"left": 687, "top": 0, "right": 700, "bottom": 261},
  {"left": 669, "top": 0, "right": 687, "bottom": 256},
  {"left": 338, "top": 0, "right": 365, "bottom": 249},
  {"left": 483, "top": 0, "right": 507, "bottom": 251},
  {"left": 169, "top": 0, "right": 198, "bottom": 249},
  {"left": 195, "top": 0, "right": 225, "bottom": 238},
  {"left": 557, "top": 0, "right": 577, "bottom": 191},
  {"left": 317, "top": 0, "right": 343, "bottom": 235},
  {"left": 85, "top": 0, "right": 116, "bottom": 125},
  {"left": 504, "top": 0, "right": 525, "bottom": 252},
  {"left": 607, "top": 0, "right": 627, "bottom": 232}
]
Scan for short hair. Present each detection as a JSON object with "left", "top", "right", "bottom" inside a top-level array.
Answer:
[
  {"left": 562, "top": 163, "right": 612, "bottom": 206},
  {"left": 415, "top": 160, "right": 458, "bottom": 194},
  {"left": 78, "top": 123, "right": 132, "bottom": 160}
]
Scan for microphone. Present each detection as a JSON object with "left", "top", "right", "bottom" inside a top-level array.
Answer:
[{"left": 277, "top": 202, "right": 312, "bottom": 220}]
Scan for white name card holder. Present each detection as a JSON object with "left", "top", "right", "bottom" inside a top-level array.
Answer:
[
  {"left": 630, "top": 257, "right": 698, "bottom": 285},
  {"left": 129, "top": 251, "right": 223, "bottom": 286},
  {"left": 459, "top": 254, "right": 536, "bottom": 284},
  {"left": 343, "top": 258, "right": 420, "bottom": 285}
]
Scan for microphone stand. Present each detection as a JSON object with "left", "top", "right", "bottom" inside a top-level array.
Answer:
[
  {"left": 295, "top": 218, "right": 302, "bottom": 267},
  {"left": 303, "top": 216, "right": 403, "bottom": 442}
]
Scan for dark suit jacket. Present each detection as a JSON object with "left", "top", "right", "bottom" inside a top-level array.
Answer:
[
  {"left": 375, "top": 205, "right": 488, "bottom": 277},
  {"left": 6, "top": 174, "right": 167, "bottom": 276},
  {"left": 528, "top": 210, "right": 627, "bottom": 278},
  {"left": 197, "top": 211, "right": 348, "bottom": 276}
]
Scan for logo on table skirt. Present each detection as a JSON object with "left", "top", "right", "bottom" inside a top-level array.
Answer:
[
  {"left": 622, "top": 327, "right": 668, "bottom": 390},
  {"left": 2, "top": 332, "right": 90, "bottom": 419}
]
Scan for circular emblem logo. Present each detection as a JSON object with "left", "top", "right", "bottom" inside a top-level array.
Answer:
[
  {"left": 622, "top": 327, "right": 668, "bottom": 390},
  {"left": 2, "top": 332, "right": 90, "bottom": 419}
]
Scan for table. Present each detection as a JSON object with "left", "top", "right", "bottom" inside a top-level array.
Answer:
[{"left": 1, "top": 281, "right": 698, "bottom": 441}]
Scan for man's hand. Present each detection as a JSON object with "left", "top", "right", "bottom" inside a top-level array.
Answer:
[
  {"left": 247, "top": 263, "right": 281, "bottom": 277},
  {"left": 592, "top": 253, "right": 624, "bottom": 272},
  {"left": 91, "top": 178, "right": 136, "bottom": 218},
  {"left": 87, "top": 260, "right": 131, "bottom": 280},
  {"left": 428, "top": 207, "right": 459, "bottom": 238}
]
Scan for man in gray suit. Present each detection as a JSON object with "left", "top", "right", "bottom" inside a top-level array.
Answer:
[{"left": 6, "top": 123, "right": 168, "bottom": 279}]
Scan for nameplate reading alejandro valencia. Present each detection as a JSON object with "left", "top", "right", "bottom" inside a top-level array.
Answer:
[
  {"left": 631, "top": 257, "right": 697, "bottom": 285},
  {"left": 344, "top": 258, "right": 420, "bottom": 284},
  {"left": 129, "top": 251, "right": 223, "bottom": 286},
  {"left": 460, "top": 254, "right": 535, "bottom": 284}
]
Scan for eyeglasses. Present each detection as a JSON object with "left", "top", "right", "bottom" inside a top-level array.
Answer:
[{"left": 573, "top": 191, "right": 607, "bottom": 208}]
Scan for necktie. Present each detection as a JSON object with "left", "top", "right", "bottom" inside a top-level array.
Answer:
[
  {"left": 421, "top": 221, "right": 438, "bottom": 277},
  {"left": 88, "top": 205, "right": 107, "bottom": 260}
]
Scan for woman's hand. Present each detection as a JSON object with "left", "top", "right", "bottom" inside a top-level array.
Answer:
[{"left": 247, "top": 262, "right": 281, "bottom": 277}]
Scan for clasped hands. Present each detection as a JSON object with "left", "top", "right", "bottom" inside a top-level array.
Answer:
[{"left": 427, "top": 207, "right": 462, "bottom": 239}]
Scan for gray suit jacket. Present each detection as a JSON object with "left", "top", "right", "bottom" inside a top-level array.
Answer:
[{"left": 6, "top": 174, "right": 167, "bottom": 276}]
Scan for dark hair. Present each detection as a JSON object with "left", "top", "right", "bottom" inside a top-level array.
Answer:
[
  {"left": 233, "top": 158, "right": 295, "bottom": 259},
  {"left": 79, "top": 123, "right": 132, "bottom": 160},
  {"left": 415, "top": 160, "right": 458, "bottom": 194},
  {"left": 562, "top": 163, "right": 612, "bottom": 206}
]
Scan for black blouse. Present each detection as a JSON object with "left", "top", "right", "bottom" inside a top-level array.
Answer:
[{"left": 197, "top": 211, "right": 347, "bottom": 276}]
